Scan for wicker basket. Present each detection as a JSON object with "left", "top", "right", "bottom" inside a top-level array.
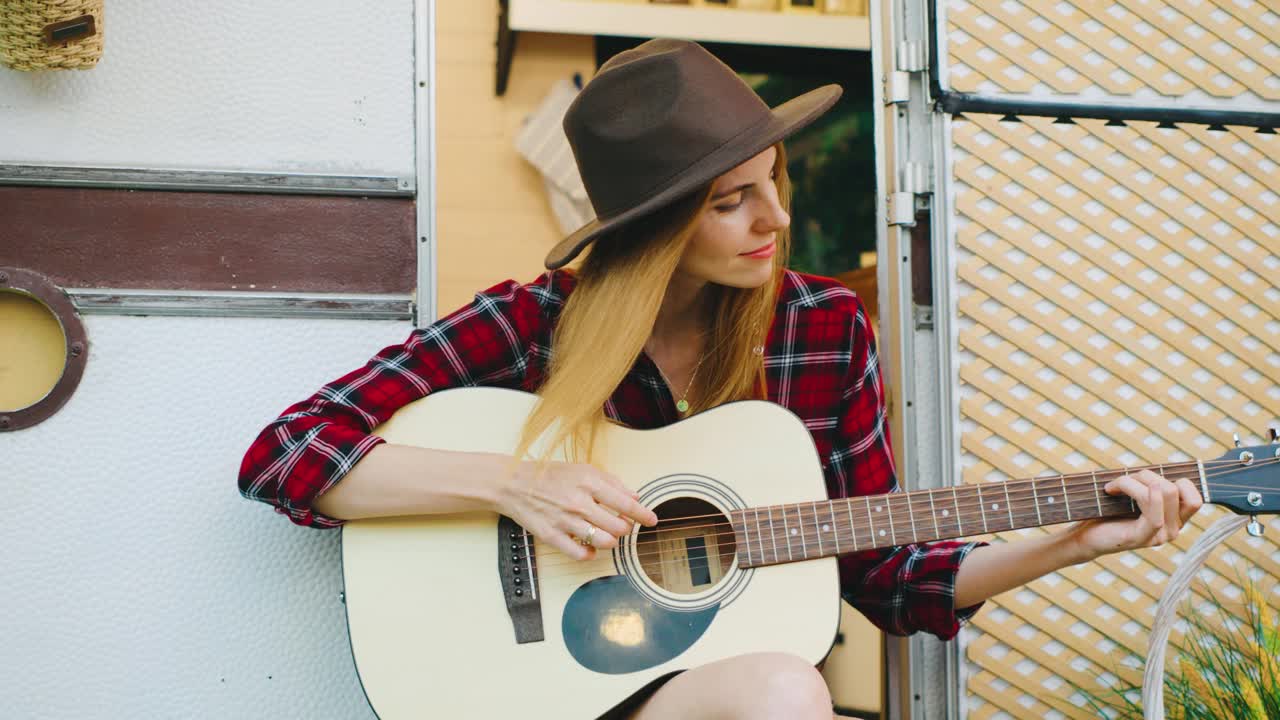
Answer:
[{"left": 0, "top": 0, "right": 104, "bottom": 71}]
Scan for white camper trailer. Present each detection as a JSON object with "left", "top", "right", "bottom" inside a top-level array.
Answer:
[{"left": 3, "top": 1, "right": 1276, "bottom": 719}]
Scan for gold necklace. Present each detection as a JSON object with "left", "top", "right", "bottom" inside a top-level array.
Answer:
[
  {"left": 651, "top": 352, "right": 708, "bottom": 414},
  {"left": 647, "top": 327, "right": 764, "bottom": 415}
]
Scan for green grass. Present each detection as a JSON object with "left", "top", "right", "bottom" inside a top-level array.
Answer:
[{"left": 1066, "top": 574, "right": 1279, "bottom": 719}]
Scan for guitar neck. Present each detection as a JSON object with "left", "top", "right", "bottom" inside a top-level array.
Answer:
[{"left": 730, "top": 461, "right": 1207, "bottom": 568}]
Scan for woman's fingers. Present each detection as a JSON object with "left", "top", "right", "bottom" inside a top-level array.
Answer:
[
  {"left": 1175, "top": 477, "right": 1204, "bottom": 524},
  {"left": 1105, "top": 473, "right": 1163, "bottom": 544},
  {"left": 1107, "top": 469, "right": 1202, "bottom": 546},
  {"left": 579, "top": 505, "right": 631, "bottom": 548},
  {"left": 539, "top": 518, "right": 595, "bottom": 561},
  {"left": 592, "top": 481, "right": 659, "bottom": 528},
  {"left": 515, "top": 462, "right": 661, "bottom": 561},
  {"left": 1158, "top": 474, "right": 1181, "bottom": 542}
]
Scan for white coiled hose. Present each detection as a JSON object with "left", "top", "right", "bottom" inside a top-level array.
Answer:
[{"left": 1143, "top": 514, "right": 1250, "bottom": 719}]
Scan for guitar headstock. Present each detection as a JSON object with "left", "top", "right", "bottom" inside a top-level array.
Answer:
[{"left": 1204, "top": 430, "right": 1280, "bottom": 516}]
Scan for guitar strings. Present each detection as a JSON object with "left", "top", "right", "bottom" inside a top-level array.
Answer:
[
  {"left": 517, "top": 457, "right": 1279, "bottom": 574},
  {"left": 576, "top": 457, "right": 1241, "bottom": 529},
  {"left": 524, "top": 498, "right": 1275, "bottom": 586},
  {"left": 409, "top": 456, "right": 1269, "bottom": 586},
  {"left": 524, "top": 482, "right": 1280, "bottom": 585},
  {"left": 522, "top": 457, "right": 1279, "bottom": 570},
  {"left": 526, "top": 507, "right": 1274, "bottom": 582},
  {"left": 525, "top": 459, "right": 1234, "bottom": 550},
  {"left": 534, "top": 456, "right": 1274, "bottom": 542}
]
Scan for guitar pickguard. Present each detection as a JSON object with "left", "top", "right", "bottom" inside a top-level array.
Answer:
[{"left": 562, "top": 574, "right": 718, "bottom": 674}]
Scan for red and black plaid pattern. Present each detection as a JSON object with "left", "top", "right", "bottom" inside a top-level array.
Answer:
[{"left": 239, "top": 269, "right": 986, "bottom": 640}]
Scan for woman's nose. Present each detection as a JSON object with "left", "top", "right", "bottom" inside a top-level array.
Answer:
[{"left": 757, "top": 194, "right": 790, "bottom": 232}]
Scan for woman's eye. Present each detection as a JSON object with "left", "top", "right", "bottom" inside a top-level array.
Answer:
[{"left": 715, "top": 199, "right": 743, "bottom": 212}]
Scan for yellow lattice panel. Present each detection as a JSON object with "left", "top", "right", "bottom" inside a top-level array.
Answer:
[
  {"left": 947, "top": 0, "right": 1280, "bottom": 101},
  {"left": 953, "top": 115, "right": 1280, "bottom": 718}
]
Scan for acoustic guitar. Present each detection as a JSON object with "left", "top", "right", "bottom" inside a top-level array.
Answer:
[{"left": 339, "top": 386, "right": 1278, "bottom": 718}]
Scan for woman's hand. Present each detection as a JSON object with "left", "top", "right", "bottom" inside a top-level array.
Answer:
[
  {"left": 1063, "top": 468, "right": 1204, "bottom": 563},
  {"left": 496, "top": 460, "right": 659, "bottom": 560}
]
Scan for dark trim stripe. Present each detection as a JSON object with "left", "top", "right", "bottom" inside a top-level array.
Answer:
[{"left": 0, "top": 186, "right": 416, "bottom": 294}]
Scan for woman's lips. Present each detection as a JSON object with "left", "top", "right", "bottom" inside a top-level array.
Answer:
[{"left": 740, "top": 241, "right": 776, "bottom": 259}]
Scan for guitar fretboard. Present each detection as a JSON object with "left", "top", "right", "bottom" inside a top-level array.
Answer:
[{"left": 729, "top": 463, "right": 1204, "bottom": 568}]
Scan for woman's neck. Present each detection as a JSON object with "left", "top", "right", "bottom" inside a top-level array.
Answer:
[{"left": 650, "top": 272, "right": 710, "bottom": 351}]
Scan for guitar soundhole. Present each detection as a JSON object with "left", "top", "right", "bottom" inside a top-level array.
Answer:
[{"left": 635, "top": 497, "right": 737, "bottom": 595}]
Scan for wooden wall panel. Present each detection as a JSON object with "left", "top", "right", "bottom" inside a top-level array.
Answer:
[{"left": 433, "top": 4, "right": 595, "bottom": 315}]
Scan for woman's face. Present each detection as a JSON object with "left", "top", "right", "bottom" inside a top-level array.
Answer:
[{"left": 675, "top": 146, "right": 789, "bottom": 289}]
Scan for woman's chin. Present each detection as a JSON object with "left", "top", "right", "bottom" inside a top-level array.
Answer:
[{"left": 715, "top": 263, "right": 775, "bottom": 289}]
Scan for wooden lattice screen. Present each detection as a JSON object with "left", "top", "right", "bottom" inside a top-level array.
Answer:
[
  {"left": 951, "top": 111, "right": 1279, "bottom": 718},
  {"left": 946, "top": 0, "right": 1279, "bottom": 101}
]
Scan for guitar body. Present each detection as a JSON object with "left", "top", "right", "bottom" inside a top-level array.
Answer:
[{"left": 341, "top": 387, "right": 840, "bottom": 719}]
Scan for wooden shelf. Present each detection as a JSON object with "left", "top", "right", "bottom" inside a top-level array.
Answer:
[{"left": 509, "top": 0, "right": 870, "bottom": 51}]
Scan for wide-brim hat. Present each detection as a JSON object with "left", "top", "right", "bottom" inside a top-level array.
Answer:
[{"left": 544, "top": 38, "right": 842, "bottom": 270}]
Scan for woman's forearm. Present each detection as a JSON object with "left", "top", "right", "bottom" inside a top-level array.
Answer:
[
  {"left": 311, "top": 444, "right": 512, "bottom": 520},
  {"left": 953, "top": 529, "right": 1094, "bottom": 609}
]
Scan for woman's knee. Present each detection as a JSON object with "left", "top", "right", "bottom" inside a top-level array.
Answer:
[
  {"left": 711, "top": 650, "right": 829, "bottom": 717},
  {"left": 626, "top": 652, "right": 832, "bottom": 720},
  {"left": 747, "top": 652, "right": 833, "bottom": 719}
]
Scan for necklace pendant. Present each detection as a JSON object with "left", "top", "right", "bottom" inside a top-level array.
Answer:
[{"left": 676, "top": 399, "right": 689, "bottom": 413}]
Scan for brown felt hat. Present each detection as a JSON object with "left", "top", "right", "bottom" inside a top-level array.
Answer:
[{"left": 544, "top": 38, "right": 842, "bottom": 270}]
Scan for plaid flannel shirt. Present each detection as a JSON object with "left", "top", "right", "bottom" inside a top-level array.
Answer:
[{"left": 239, "top": 269, "right": 987, "bottom": 640}]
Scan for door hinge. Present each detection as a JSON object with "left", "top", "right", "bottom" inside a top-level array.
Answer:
[
  {"left": 896, "top": 41, "right": 927, "bottom": 73},
  {"left": 900, "top": 161, "right": 931, "bottom": 195},
  {"left": 885, "top": 71, "right": 911, "bottom": 105},
  {"left": 887, "top": 192, "right": 916, "bottom": 226}
]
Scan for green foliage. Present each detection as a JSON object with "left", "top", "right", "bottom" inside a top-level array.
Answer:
[
  {"left": 748, "top": 73, "right": 876, "bottom": 276},
  {"left": 1067, "top": 577, "right": 1280, "bottom": 719}
]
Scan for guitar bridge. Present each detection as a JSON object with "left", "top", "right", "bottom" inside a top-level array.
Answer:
[{"left": 497, "top": 515, "right": 544, "bottom": 643}]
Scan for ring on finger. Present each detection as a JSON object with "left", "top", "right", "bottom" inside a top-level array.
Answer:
[{"left": 580, "top": 524, "right": 597, "bottom": 547}]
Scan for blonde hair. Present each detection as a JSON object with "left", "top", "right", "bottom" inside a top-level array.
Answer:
[{"left": 514, "top": 143, "right": 793, "bottom": 465}]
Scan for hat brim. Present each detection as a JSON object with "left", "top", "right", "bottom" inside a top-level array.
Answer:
[{"left": 544, "top": 83, "right": 843, "bottom": 270}]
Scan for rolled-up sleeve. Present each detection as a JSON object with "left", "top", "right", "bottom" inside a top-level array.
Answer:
[
  {"left": 237, "top": 274, "right": 557, "bottom": 528},
  {"left": 827, "top": 295, "right": 987, "bottom": 641}
]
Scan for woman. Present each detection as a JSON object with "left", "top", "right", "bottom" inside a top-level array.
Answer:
[{"left": 239, "top": 39, "right": 1203, "bottom": 719}]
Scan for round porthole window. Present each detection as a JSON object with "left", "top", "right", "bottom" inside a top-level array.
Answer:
[{"left": 0, "top": 268, "right": 88, "bottom": 431}]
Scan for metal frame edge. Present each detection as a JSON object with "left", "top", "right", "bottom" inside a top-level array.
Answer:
[
  {"left": 415, "top": 0, "right": 438, "bottom": 327},
  {"left": 0, "top": 165, "right": 414, "bottom": 196},
  {"left": 67, "top": 289, "right": 414, "bottom": 320}
]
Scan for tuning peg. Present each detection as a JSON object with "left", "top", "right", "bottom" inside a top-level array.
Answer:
[
  {"left": 1269, "top": 428, "right": 1279, "bottom": 444},
  {"left": 1248, "top": 516, "right": 1265, "bottom": 538},
  {"left": 1234, "top": 433, "right": 1241, "bottom": 448}
]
